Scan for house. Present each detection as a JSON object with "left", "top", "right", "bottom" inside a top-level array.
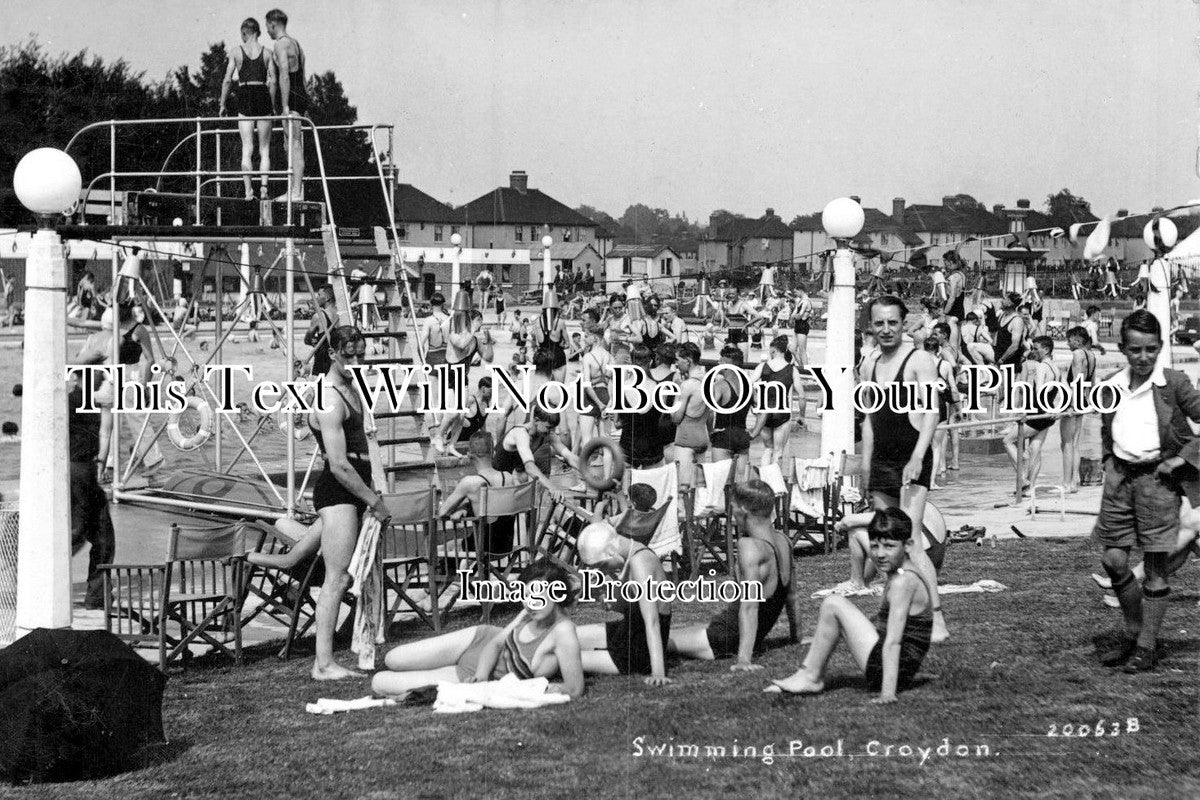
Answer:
[
  {"left": 392, "top": 183, "right": 461, "bottom": 247},
  {"left": 455, "top": 171, "right": 599, "bottom": 250},
  {"left": 700, "top": 209, "right": 794, "bottom": 273},
  {"left": 529, "top": 242, "right": 604, "bottom": 287},
  {"left": 603, "top": 244, "right": 682, "bottom": 292},
  {"left": 397, "top": 245, "right": 532, "bottom": 300},
  {"left": 790, "top": 197, "right": 924, "bottom": 275}
]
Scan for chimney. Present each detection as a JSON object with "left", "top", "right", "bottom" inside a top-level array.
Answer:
[
  {"left": 1117, "top": 209, "right": 1129, "bottom": 217},
  {"left": 1016, "top": 198, "right": 1030, "bottom": 209},
  {"left": 993, "top": 204, "right": 1005, "bottom": 217},
  {"left": 765, "top": 207, "right": 776, "bottom": 219},
  {"left": 942, "top": 195, "right": 955, "bottom": 208},
  {"left": 892, "top": 197, "right": 905, "bottom": 224},
  {"left": 1152, "top": 206, "right": 1164, "bottom": 213},
  {"left": 510, "top": 170, "right": 528, "bottom": 194}
]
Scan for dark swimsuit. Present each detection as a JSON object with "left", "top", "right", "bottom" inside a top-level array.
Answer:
[
  {"left": 605, "top": 545, "right": 671, "bottom": 676},
  {"left": 455, "top": 618, "right": 555, "bottom": 682},
  {"left": 759, "top": 360, "right": 795, "bottom": 430},
  {"left": 792, "top": 303, "right": 811, "bottom": 336},
  {"left": 1025, "top": 360, "right": 1062, "bottom": 433},
  {"left": 868, "top": 350, "right": 934, "bottom": 494},
  {"left": 536, "top": 317, "right": 567, "bottom": 371},
  {"left": 278, "top": 37, "right": 308, "bottom": 115},
  {"left": 311, "top": 308, "right": 334, "bottom": 375},
  {"left": 618, "top": 375, "right": 666, "bottom": 467},
  {"left": 864, "top": 567, "right": 934, "bottom": 691},
  {"left": 705, "top": 531, "right": 792, "bottom": 657},
  {"left": 711, "top": 373, "right": 751, "bottom": 454},
  {"left": 236, "top": 46, "right": 273, "bottom": 117},
  {"left": 494, "top": 424, "right": 553, "bottom": 477},
  {"left": 993, "top": 315, "right": 1025, "bottom": 369},
  {"left": 457, "top": 398, "right": 487, "bottom": 442},
  {"left": 310, "top": 387, "right": 373, "bottom": 514},
  {"left": 946, "top": 273, "right": 966, "bottom": 320}
]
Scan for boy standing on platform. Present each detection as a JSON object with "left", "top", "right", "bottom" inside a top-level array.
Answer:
[{"left": 1094, "top": 310, "right": 1200, "bottom": 672}]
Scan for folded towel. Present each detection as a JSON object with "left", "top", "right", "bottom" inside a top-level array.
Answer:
[
  {"left": 695, "top": 459, "right": 733, "bottom": 517},
  {"left": 757, "top": 463, "right": 788, "bottom": 495},
  {"left": 305, "top": 696, "right": 397, "bottom": 715},
  {"left": 811, "top": 579, "right": 1009, "bottom": 599},
  {"left": 433, "top": 674, "right": 573, "bottom": 714},
  {"left": 348, "top": 516, "right": 385, "bottom": 671}
]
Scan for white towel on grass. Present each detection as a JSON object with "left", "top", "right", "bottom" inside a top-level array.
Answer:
[
  {"left": 305, "top": 696, "right": 396, "bottom": 715},
  {"left": 790, "top": 456, "right": 830, "bottom": 519},
  {"left": 695, "top": 459, "right": 733, "bottom": 517},
  {"left": 629, "top": 464, "right": 681, "bottom": 557},
  {"left": 811, "top": 579, "right": 1008, "bottom": 599},
  {"left": 433, "top": 675, "right": 572, "bottom": 714}
]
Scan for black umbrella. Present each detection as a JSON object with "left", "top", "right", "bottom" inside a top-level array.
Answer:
[{"left": 0, "top": 628, "right": 167, "bottom": 784}]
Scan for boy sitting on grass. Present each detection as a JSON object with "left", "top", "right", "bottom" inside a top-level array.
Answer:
[
  {"left": 766, "top": 507, "right": 934, "bottom": 703},
  {"left": 605, "top": 483, "right": 671, "bottom": 546}
]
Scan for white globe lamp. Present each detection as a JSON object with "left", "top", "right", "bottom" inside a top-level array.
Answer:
[
  {"left": 14, "top": 148, "right": 82, "bottom": 218},
  {"left": 1143, "top": 217, "right": 1178, "bottom": 254},
  {"left": 541, "top": 235, "right": 553, "bottom": 248},
  {"left": 450, "top": 232, "right": 462, "bottom": 247},
  {"left": 819, "top": 196, "right": 864, "bottom": 462},
  {"left": 822, "top": 197, "right": 865, "bottom": 241},
  {"left": 12, "top": 147, "right": 79, "bottom": 635}
]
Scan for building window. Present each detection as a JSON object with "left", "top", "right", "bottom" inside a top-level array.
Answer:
[
  {"left": 530, "top": 226, "right": 538, "bottom": 241},
  {"left": 515, "top": 226, "right": 524, "bottom": 242},
  {"left": 660, "top": 257, "right": 673, "bottom": 276},
  {"left": 501, "top": 265, "right": 512, "bottom": 283},
  {"left": 420, "top": 222, "right": 425, "bottom": 231},
  {"left": 622, "top": 257, "right": 633, "bottom": 275},
  {"left": 451, "top": 226, "right": 460, "bottom": 237},
  {"left": 397, "top": 225, "right": 407, "bottom": 240},
  {"left": 880, "top": 232, "right": 889, "bottom": 246},
  {"left": 561, "top": 259, "right": 573, "bottom": 272},
  {"left": 434, "top": 226, "right": 444, "bottom": 242},
  {"left": 562, "top": 227, "right": 572, "bottom": 242}
]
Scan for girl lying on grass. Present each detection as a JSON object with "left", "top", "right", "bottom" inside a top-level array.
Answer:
[
  {"left": 766, "top": 507, "right": 934, "bottom": 703},
  {"left": 371, "top": 560, "right": 585, "bottom": 700}
]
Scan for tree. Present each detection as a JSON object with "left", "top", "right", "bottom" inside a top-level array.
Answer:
[
  {"left": 1045, "top": 188, "right": 1092, "bottom": 218},
  {"left": 0, "top": 38, "right": 378, "bottom": 225}
]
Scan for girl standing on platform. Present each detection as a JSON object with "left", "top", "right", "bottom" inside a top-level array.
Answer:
[{"left": 219, "top": 18, "right": 277, "bottom": 200}]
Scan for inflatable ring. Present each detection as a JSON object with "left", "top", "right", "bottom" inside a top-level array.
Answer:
[
  {"left": 578, "top": 436, "right": 625, "bottom": 493},
  {"left": 167, "top": 395, "right": 214, "bottom": 450}
]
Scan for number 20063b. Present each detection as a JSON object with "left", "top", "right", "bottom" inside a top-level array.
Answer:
[{"left": 1047, "top": 718, "right": 1140, "bottom": 737}]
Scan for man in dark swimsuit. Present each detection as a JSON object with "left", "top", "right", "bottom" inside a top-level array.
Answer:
[
  {"left": 493, "top": 407, "right": 581, "bottom": 498},
  {"left": 266, "top": 9, "right": 307, "bottom": 201},
  {"left": 859, "top": 295, "right": 948, "bottom": 643},
  {"left": 303, "top": 284, "right": 338, "bottom": 375},
  {"left": 993, "top": 292, "right": 1028, "bottom": 370}
]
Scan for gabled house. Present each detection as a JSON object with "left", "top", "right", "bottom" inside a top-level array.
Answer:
[
  {"left": 392, "top": 183, "right": 461, "bottom": 247},
  {"left": 529, "top": 242, "right": 604, "bottom": 286},
  {"left": 700, "top": 209, "right": 794, "bottom": 273},
  {"left": 455, "top": 171, "right": 598, "bottom": 250},
  {"left": 603, "top": 244, "right": 682, "bottom": 290}
]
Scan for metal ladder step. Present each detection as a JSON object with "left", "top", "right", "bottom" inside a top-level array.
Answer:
[{"left": 378, "top": 435, "right": 429, "bottom": 447}]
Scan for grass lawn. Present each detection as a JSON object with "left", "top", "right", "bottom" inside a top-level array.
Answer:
[{"left": 3, "top": 537, "right": 1198, "bottom": 799}]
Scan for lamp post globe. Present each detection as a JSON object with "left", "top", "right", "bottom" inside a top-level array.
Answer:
[
  {"left": 1143, "top": 217, "right": 1178, "bottom": 252},
  {"left": 541, "top": 235, "right": 553, "bottom": 248},
  {"left": 14, "top": 148, "right": 82, "bottom": 217},
  {"left": 821, "top": 197, "right": 865, "bottom": 241},
  {"left": 450, "top": 232, "right": 462, "bottom": 247}
]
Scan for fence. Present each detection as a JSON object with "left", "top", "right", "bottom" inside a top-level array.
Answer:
[{"left": 0, "top": 502, "right": 17, "bottom": 646}]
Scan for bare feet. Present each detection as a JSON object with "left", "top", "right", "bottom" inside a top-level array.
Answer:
[
  {"left": 1090, "top": 572, "right": 1112, "bottom": 590},
  {"left": 765, "top": 671, "right": 825, "bottom": 694},
  {"left": 312, "top": 662, "right": 364, "bottom": 681}
]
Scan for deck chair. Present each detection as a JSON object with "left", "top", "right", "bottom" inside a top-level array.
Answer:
[
  {"left": 102, "top": 521, "right": 248, "bottom": 671},
  {"left": 687, "top": 459, "right": 736, "bottom": 579},
  {"left": 379, "top": 485, "right": 444, "bottom": 631},
  {"left": 788, "top": 453, "right": 846, "bottom": 554},
  {"left": 239, "top": 519, "right": 358, "bottom": 659},
  {"left": 524, "top": 486, "right": 597, "bottom": 574},
  {"left": 477, "top": 480, "right": 539, "bottom": 582},
  {"left": 616, "top": 463, "right": 683, "bottom": 575}
]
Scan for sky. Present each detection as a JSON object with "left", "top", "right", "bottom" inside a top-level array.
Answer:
[{"left": 7, "top": 0, "right": 1200, "bottom": 222}]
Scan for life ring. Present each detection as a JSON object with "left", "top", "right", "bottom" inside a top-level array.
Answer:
[
  {"left": 579, "top": 436, "right": 625, "bottom": 493},
  {"left": 167, "top": 395, "right": 214, "bottom": 450}
]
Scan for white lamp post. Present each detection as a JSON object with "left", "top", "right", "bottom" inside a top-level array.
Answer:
[
  {"left": 13, "top": 147, "right": 81, "bottom": 634},
  {"left": 820, "top": 197, "right": 865, "bottom": 461},
  {"left": 1143, "top": 217, "right": 1178, "bottom": 368},
  {"left": 541, "top": 235, "right": 554, "bottom": 293},
  {"left": 450, "top": 232, "right": 463, "bottom": 300}
]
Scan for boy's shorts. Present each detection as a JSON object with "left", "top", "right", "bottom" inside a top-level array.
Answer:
[{"left": 1092, "top": 458, "right": 1180, "bottom": 553}]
